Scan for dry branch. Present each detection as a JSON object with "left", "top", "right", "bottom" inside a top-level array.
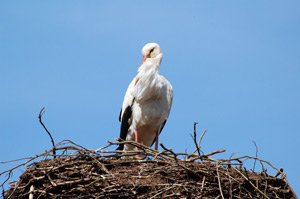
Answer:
[{"left": 38, "top": 107, "right": 56, "bottom": 157}]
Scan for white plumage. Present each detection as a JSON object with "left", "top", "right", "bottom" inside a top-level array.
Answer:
[{"left": 117, "top": 43, "right": 173, "bottom": 151}]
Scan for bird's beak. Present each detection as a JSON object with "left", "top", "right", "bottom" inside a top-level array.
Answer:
[{"left": 141, "top": 56, "right": 150, "bottom": 66}]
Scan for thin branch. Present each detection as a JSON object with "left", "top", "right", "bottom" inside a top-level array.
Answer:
[
  {"left": 252, "top": 140, "right": 258, "bottom": 172},
  {"left": 159, "top": 143, "right": 178, "bottom": 162},
  {"left": 203, "top": 149, "right": 226, "bottom": 157},
  {"left": 191, "top": 128, "right": 207, "bottom": 155},
  {"left": 191, "top": 122, "right": 201, "bottom": 157},
  {"left": 233, "top": 167, "right": 270, "bottom": 199},
  {"left": 38, "top": 107, "right": 56, "bottom": 158},
  {"left": 198, "top": 128, "right": 207, "bottom": 149},
  {"left": 0, "top": 157, "right": 32, "bottom": 164},
  {"left": 216, "top": 162, "right": 225, "bottom": 199}
]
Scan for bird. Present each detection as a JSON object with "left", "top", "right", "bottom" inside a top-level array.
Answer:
[{"left": 117, "top": 43, "right": 173, "bottom": 152}]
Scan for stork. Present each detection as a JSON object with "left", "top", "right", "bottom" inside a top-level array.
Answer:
[{"left": 117, "top": 43, "right": 173, "bottom": 152}]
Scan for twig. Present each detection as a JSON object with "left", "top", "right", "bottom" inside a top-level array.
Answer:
[
  {"left": 159, "top": 143, "right": 178, "bottom": 162},
  {"left": 223, "top": 155, "right": 281, "bottom": 174},
  {"left": 198, "top": 128, "right": 207, "bottom": 149},
  {"left": 0, "top": 157, "right": 32, "bottom": 164},
  {"left": 200, "top": 176, "right": 206, "bottom": 194},
  {"left": 191, "top": 128, "right": 207, "bottom": 155},
  {"left": 1, "top": 170, "right": 12, "bottom": 195},
  {"left": 38, "top": 107, "right": 56, "bottom": 158},
  {"left": 188, "top": 150, "right": 226, "bottom": 162},
  {"left": 106, "top": 140, "right": 172, "bottom": 160},
  {"left": 2, "top": 185, "right": 5, "bottom": 199},
  {"left": 192, "top": 122, "right": 201, "bottom": 157},
  {"left": 252, "top": 140, "right": 258, "bottom": 172},
  {"left": 96, "top": 142, "right": 114, "bottom": 151},
  {"left": 149, "top": 184, "right": 180, "bottom": 199},
  {"left": 233, "top": 167, "right": 270, "bottom": 199},
  {"left": 274, "top": 168, "right": 283, "bottom": 178},
  {"left": 225, "top": 167, "right": 233, "bottom": 199},
  {"left": 0, "top": 153, "right": 47, "bottom": 176},
  {"left": 216, "top": 162, "right": 225, "bottom": 199},
  {"left": 203, "top": 149, "right": 226, "bottom": 157}
]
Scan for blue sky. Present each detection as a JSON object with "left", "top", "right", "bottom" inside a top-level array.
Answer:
[{"left": 1, "top": 1, "right": 299, "bottom": 196}]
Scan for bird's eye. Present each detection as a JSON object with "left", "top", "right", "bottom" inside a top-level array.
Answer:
[{"left": 149, "top": 48, "right": 154, "bottom": 55}]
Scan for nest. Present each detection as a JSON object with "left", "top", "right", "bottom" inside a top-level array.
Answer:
[{"left": 1, "top": 139, "right": 297, "bottom": 199}]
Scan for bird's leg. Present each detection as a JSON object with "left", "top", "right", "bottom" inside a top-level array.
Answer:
[
  {"left": 134, "top": 129, "right": 141, "bottom": 158},
  {"left": 155, "top": 131, "right": 159, "bottom": 151},
  {"left": 135, "top": 129, "right": 138, "bottom": 142}
]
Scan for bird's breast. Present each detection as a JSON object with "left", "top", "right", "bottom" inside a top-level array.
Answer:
[{"left": 132, "top": 97, "right": 167, "bottom": 127}]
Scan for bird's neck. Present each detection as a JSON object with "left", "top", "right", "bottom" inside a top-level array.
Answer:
[{"left": 138, "top": 55, "right": 162, "bottom": 73}]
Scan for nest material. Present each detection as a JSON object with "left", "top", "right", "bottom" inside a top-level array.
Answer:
[{"left": 2, "top": 140, "right": 297, "bottom": 199}]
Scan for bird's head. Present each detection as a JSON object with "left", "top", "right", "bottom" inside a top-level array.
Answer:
[{"left": 140, "top": 43, "right": 163, "bottom": 67}]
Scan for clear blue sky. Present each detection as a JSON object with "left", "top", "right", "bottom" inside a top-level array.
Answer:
[{"left": 1, "top": 1, "right": 299, "bottom": 195}]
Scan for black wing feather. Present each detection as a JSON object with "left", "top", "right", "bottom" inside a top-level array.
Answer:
[
  {"left": 117, "top": 105, "right": 132, "bottom": 150},
  {"left": 118, "top": 108, "right": 122, "bottom": 122}
]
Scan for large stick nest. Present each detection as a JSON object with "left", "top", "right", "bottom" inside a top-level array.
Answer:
[{"left": 1, "top": 139, "right": 297, "bottom": 199}]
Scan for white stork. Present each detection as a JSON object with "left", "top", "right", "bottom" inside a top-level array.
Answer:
[{"left": 117, "top": 43, "right": 173, "bottom": 152}]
